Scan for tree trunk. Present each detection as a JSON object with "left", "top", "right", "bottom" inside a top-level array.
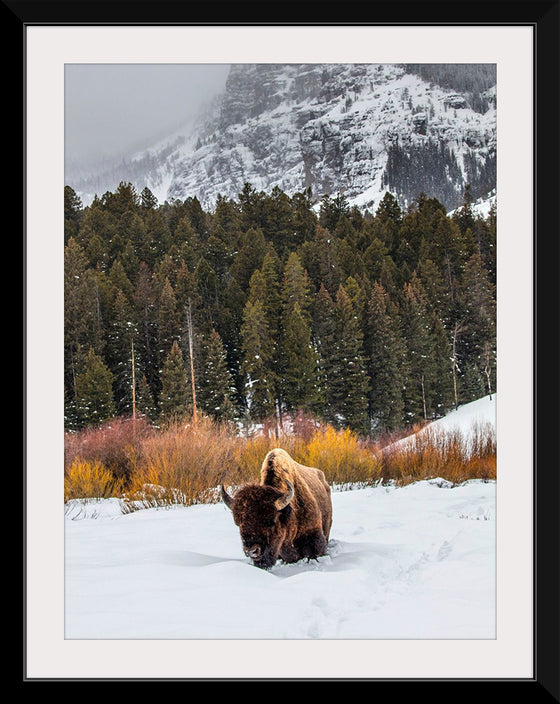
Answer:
[{"left": 186, "top": 298, "right": 198, "bottom": 423}]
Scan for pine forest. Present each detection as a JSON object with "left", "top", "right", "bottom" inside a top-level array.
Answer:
[{"left": 64, "top": 181, "right": 496, "bottom": 439}]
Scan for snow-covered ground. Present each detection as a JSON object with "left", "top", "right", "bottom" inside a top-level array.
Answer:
[{"left": 64, "top": 396, "right": 497, "bottom": 640}]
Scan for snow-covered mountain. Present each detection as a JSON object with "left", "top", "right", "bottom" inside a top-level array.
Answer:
[{"left": 69, "top": 63, "right": 496, "bottom": 214}]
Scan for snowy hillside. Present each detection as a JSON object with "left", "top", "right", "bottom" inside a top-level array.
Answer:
[{"left": 64, "top": 396, "right": 497, "bottom": 640}]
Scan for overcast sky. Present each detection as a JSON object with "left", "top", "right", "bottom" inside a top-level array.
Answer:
[{"left": 65, "top": 64, "right": 230, "bottom": 167}]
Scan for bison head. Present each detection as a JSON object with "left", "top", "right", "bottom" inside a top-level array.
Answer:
[{"left": 221, "top": 482, "right": 294, "bottom": 569}]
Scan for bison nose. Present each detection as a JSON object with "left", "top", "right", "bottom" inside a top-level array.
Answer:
[{"left": 247, "top": 544, "right": 262, "bottom": 559}]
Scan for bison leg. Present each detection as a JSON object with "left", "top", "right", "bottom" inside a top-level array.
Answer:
[
  {"left": 294, "top": 529, "right": 328, "bottom": 561},
  {"left": 279, "top": 542, "right": 300, "bottom": 564}
]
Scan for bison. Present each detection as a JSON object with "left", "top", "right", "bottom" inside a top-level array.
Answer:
[{"left": 221, "top": 448, "right": 332, "bottom": 570}]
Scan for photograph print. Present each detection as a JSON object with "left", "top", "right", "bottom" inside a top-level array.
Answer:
[{"left": 64, "top": 61, "right": 498, "bottom": 640}]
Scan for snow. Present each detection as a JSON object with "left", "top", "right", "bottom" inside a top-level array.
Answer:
[
  {"left": 390, "top": 394, "right": 496, "bottom": 456},
  {"left": 427, "top": 394, "right": 496, "bottom": 433},
  {"left": 65, "top": 396, "right": 497, "bottom": 641}
]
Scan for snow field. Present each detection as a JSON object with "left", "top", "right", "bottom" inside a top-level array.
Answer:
[{"left": 65, "top": 478, "right": 495, "bottom": 640}]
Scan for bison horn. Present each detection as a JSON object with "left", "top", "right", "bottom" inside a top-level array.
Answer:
[
  {"left": 274, "top": 480, "right": 294, "bottom": 510},
  {"left": 221, "top": 485, "right": 234, "bottom": 510}
]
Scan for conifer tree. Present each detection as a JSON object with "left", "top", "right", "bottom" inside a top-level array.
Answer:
[
  {"left": 144, "top": 208, "right": 172, "bottom": 263},
  {"left": 429, "top": 311, "right": 455, "bottom": 416},
  {"left": 328, "top": 286, "right": 370, "bottom": 432},
  {"left": 64, "top": 185, "right": 83, "bottom": 242},
  {"left": 400, "top": 275, "right": 438, "bottom": 422},
  {"left": 117, "top": 210, "right": 150, "bottom": 268},
  {"left": 365, "top": 282, "right": 406, "bottom": 432},
  {"left": 75, "top": 348, "right": 115, "bottom": 427},
  {"left": 259, "top": 246, "right": 282, "bottom": 332},
  {"left": 299, "top": 225, "right": 342, "bottom": 296},
  {"left": 279, "top": 302, "right": 320, "bottom": 414},
  {"left": 64, "top": 238, "right": 105, "bottom": 408},
  {"left": 135, "top": 373, "right": 156, "bottom": 421},
  {"left": 133, "top": 262, "right": 159, "bottom": 402},
  {"left": 198, "top": 330, "right": 237, "bottom": 422},
  {"left": 263, "top": 185, "right": 294, "bottom": 254},
  {"left": 103, "top": 181, "right": 139, "bottom": 218},
  {"left": 140, "top": 186, "right": 158, "bottom": 211},
  {"left": 319, "top": 192, "right": 351, "bottom": 232},
  {"left": 312, "top": 284, "right": 338, "bottom": 422},
  {"left": 159, "top": 340, "right": 190, "bottom": 421},
  {"left": 457, "top": 251, "right": 496, "bottom": 400},
  {"left": 212, "top": 194, "right": 242, "bottom": 250},
  {"left": 229, "top": 227, "right": 268, "bottom": 295},
  {"left": 157, "top": 277, "right": 181, "bottom": 360},
  {"left": 281, "top": 251, "right": 313, "bottom": 322},
  {"left": 240, "top": 299, "right": 276, "bottom": 422},
  {"left": 291, "top": 188, "right": 317, "bottom": 245},
  {"left": 106, "top": 289, "right": 138, "bottom": 416},
  {"left": 173, "top": 216, "right": 203, "bottom": 269}
]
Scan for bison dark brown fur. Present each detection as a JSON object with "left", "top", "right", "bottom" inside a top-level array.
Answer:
[{"left": 221, "top": 448, "right": 332, "bottom": 569}]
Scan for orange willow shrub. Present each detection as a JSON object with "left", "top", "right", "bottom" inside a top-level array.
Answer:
[
  {"left": 64, "top": 413, "right": 496, "bottom": 505},
  {"left": 125, "top": 416, "right": 246, "bottom": 506},
  {"left": 298, "top": 425, "right": 382, "bottom": 486},
  {"left": 64, "top": 458, "right": 124, "bottom": 501},
  {"left": 64, "top": 416, "right": 154, "bottom": 481}
]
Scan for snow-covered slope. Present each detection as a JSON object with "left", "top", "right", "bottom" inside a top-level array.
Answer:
[{"left": 64, "top": 396, "right": 497, "bottom": 641}]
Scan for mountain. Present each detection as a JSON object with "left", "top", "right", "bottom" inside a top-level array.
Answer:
[{"left": 69, "top": 63, "right": 496, "bottom": 214}]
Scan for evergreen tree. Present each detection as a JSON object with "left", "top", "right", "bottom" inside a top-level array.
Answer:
[
  {"left": 329, "top": 286, "right": 370, "bottom": 432},
  {"left": 229, "top": 227, "right": 267, "bottom": 295},
  {"left": 102, "top": 181, "right": 139, "bottom": 218},
  {"left": 135, "top": 372, "right": 156, "bottom": 421},
  {"left": 159, "top": 340, "right": 190, "bottom": 421},
  {"left": 64, "top": 185, "right": 83, "bottom": 242},
  {"left": 262, "top": 185, "right": 294, "bottom": 254},
  {"left": 319, "top": 192, "right": 351, "bottom": 232},
  {"left": 458, "top": 251, "right": 496, "bottom": 400},
  {"left": 106, "top": 289, "right": 138, "bottom": 416},
  {"left": 400, "top": 275, "right": 438, "bottom": 422},
  {"left": 291, "top": 188, "right": 317, "bottom": 245},
  {"left": 429, "top": 311, "right": 455, "bottom": 416},
  {"left": 157, "top": 277, "right": 182, "bottom": 360},
  {"left": 365, "top": 282, "right": 406, "bottom": 432},
  {"left": 198, "top": 330, "right": 237, "bottom": 422},
  {"left": 64, "top": 238, "right": 105, "bottom": 411},
  {"left": 143, "top": 208, "right": 172, "bottom": 263},
  {"left": 299, "top": 225, "right": 342, "bottom": 296},
  {"left": 173, "top": 216, "right": 203, "bottom": 269},
  {"left": 280, "top": 251, "right": 313, "bottom": 322},
  {"left": 75, "top": 348, "right": 115, "bottom": 427},
  {"left": 279, "top": 302, "right": 320, "bottom": 414},
  {"left": 133, "top": 262, "right": 159, "bottom": 402},
  {"left": 259, "top": 246, "right": 282, "bottom": 336},
  {"left": 140, "top": 186, "right": 158, "bottom": 210},
  {"left": 312, "top": 284, "right": 338, "bottom": 422},
  {"left": 240, "top": 299, "right": 276, "bottom": 422},
  {"left": 116, "top": 210, "right": 149, "bottom": 268},
  {"left": 211, "top": 194, "right": 242, "bottom": 250}
]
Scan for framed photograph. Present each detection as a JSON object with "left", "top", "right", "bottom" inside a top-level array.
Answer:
[{"left": 21, "top": 3, "right": 558, "bottom": 693}]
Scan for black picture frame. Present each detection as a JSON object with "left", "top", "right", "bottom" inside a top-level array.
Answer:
[{"left": 16, "top": 2, "right": 558, "bottom": 697}]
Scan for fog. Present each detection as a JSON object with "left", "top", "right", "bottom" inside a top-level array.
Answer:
[{"left": 65, "top": 64, "right": 230, "bottom": 169}]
